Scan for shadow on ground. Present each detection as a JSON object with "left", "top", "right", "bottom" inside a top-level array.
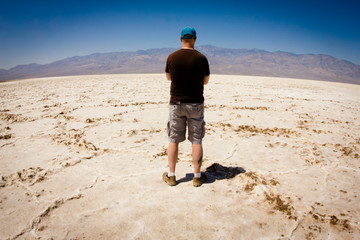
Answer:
[{"left": 177, "top": 163, "right": 246, "bottom": 185}]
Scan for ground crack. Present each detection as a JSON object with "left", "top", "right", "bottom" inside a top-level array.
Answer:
[
  {"left": 10, "top": 175, "right": 99, "bottom": 239},
  {"left": 289, "top": 215, "right": 305, "bottom": 238}
]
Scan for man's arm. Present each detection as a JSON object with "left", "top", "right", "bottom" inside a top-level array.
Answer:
[
  {"left": 204, "top": 75, "right": 210, "bottom": 85},
  {"left": 166, "top": 72, "right": 171, "bottom": 81}
]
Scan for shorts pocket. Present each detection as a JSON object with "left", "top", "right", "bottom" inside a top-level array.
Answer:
[
  {"left": 189, "top": 103, "right": 204, "bottom": 119},
  {"left": 191, "top": 120, "right": 206, "bottom": 140},
  {"left": 201, "top": 121, "right": 206, "bottom": 138},
  {"left": 167, "top": 121, "right": 171, "bottom": 137}
]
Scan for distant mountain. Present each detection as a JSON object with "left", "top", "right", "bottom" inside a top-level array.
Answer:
[{"left": 1, "top": 45, "right": 360, "bottom": 84}]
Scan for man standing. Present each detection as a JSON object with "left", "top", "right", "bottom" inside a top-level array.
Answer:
[{"left": 163, "top": 27, "right": 210, "bottom": 187}]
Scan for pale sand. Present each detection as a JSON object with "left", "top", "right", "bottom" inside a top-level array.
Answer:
[{"left": 0, "top": 74, "right": 359, "bottom": 239}]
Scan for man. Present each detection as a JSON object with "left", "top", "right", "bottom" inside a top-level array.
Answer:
[{"left": 163, "top": 26, "right": 210, "bottom": 187}]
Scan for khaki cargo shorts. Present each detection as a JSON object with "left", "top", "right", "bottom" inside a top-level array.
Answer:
[{"left": 167, "top": 102, "right": 206, "bottom": 144}]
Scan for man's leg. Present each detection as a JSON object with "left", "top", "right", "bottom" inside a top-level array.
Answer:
[
  {"left": 192, "top": 143, "right": 206, "bottom": 187},
  {"left": 168, "top": 142, "right": 179, "bottom": 173},
  {"left": 163, "top": 142, "right": 178, "bottom": 186},
  {"left": 192, "top": 143, "right": 203, "bottom": 174}
]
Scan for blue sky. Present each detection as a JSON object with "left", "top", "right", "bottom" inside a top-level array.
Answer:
[{"left": 0, "top": 0, "right": 359, "bottom": 69}]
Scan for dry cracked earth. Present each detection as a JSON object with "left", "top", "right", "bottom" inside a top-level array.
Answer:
[{"left": 0, "top": 74, "right": 359, "bottom": 239}]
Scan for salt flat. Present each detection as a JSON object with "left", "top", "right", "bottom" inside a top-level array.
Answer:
[{"left": 0, "top": 74, "right": 359, "bottom": 239}]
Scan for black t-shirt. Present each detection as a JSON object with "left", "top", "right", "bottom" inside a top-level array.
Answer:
[{"left": 165, "top": 49, "right": 210, "bottom": 104}]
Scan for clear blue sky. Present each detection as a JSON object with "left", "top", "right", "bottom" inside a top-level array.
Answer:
[{"left": 1, "top": 0, "right": 359, "bottom": 69}]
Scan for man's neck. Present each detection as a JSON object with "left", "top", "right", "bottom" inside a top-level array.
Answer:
[{"left": 181, "top": 43, "right": 195, "bottom": 49}]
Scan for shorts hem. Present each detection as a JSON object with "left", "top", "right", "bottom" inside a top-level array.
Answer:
[
  {"left": 168, "top": 137, "right": 185, "bottom": 144},
  {"left": 189, "top": 139, "right": 202, "bottom": 144}
]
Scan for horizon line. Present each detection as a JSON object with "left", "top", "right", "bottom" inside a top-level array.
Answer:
[{"left": 2, "top": 45, "right": 359, "bottom": 70}]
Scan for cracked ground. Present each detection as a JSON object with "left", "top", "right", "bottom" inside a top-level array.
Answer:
[{"left": 1, "top": 74, "right": 360, "bottom": 239}]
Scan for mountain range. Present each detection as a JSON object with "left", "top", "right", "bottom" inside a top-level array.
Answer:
[{"left": 1, "top": 45, "right": 360, "bottom": 84}]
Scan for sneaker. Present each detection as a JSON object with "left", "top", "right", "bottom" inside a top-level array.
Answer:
[
  {"left": 193, "top": 174, "right": 207, "bottom": 187},
  {"left": 162, "top": 172, "right": 176, "bottom": 186}
]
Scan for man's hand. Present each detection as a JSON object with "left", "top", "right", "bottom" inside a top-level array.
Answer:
[
  {"left": 166, "top": 72, "right": 171, "bottom": 81},
  {"left": 204, "top": 75, "right": 210, "bottom": 85}
]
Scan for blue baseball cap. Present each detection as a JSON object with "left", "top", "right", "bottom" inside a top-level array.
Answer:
[{"left": 181, "top": 27, "right": 197, "bottom": 39}]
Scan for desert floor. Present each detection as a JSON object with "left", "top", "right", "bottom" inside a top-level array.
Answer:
[{"left": 0, "top": 74, "right": 359, "bottom": 239}]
